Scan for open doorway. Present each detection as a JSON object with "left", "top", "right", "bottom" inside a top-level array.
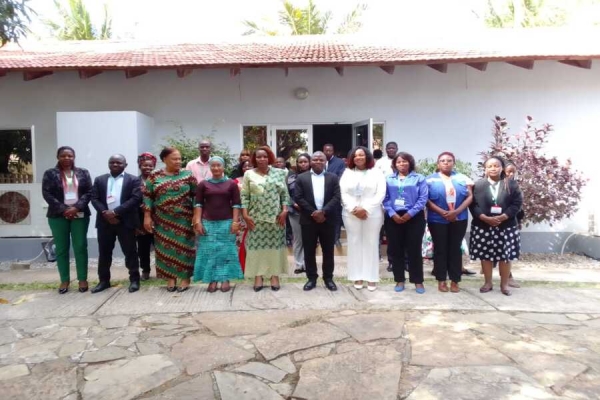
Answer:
[{"left": 312, "top": 124, "right": 352, "bottom": 158}]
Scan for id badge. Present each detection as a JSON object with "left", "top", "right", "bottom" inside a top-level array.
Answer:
[
  {"left": 491, "top": 206, "right": 502, "bottom": 215},
  {"left": 446, "top": 194, "right": 456, "bottom": 204},
  {"left": 394, "top": 198, "right": 405, "bottom": 208},
  {"left": 65, "top": 192, "right": 77, "bottom": 201},
  {"left": 107, "top": 195, "right": 116, "bottom": 205}
]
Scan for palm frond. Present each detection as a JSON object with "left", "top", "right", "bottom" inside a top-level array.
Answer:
[{"left": 335, "top": 3, "right": 367, "bottom": 34}]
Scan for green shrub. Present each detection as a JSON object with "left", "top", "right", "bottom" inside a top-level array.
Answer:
[
  {"left": 416, "top": 157, "right": 475, "bottom": 178},
  {"left": 161, "top": 127, "right": 237, "bottom": 176}
]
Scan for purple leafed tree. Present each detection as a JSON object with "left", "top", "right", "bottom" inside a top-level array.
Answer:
[{"left": 478, "top": 116, "right": 587, "bottom": 226}]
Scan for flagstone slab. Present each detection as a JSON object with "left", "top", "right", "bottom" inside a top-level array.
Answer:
[
  {"left": 94, "top": 287, "right": 238, "bottom": 316},
  {"left": 231, "top": 283, "right": 361, "bottom": 311},
  {"left": 515, "top": 313, "right": 582, "bottom": 326},
  {"left": 80, "top": 347, "right": 134, "bottom": 363},
  {"left": 171, "top": 334, "right": 255, "bottom": 375},
  {"left": 195, "top": 310, "right": 324, "bottom": 336},
  {"left": 270, "top": 355, "right": 296, "bottom": 374},
  {"left": 0, "top": 364, "right": 29, "bottom": 381},
  {"left": 145, "top": 374, "right": 215, "bottom": 400},
  {"left": 0, "top": 328, "right": 18, "bottom": 346},
  {"left": 352, "top": 287, "right": 494, "bottom": 311},
  {"left": 82, "top": 354, "right": 180, "bottom": 400},
  {"left": 252, "top": 322, "right": 349, "bottom": 360},
  {"left": 406, "top": 366, "right": 559, "bottom": 400},
  {"left": 235, "top": 362, "right": 287, "bottom": 383},
  {"left": 0, "top": 290, "right": 115, "bottom": 320},
  {"left": 293, "top": 346, "right": 402, "bottom": 400},
  {"left": 215, "top": 371, "right": 283, "bottom": 400},
  {"left": 559, "top": 369, "right": 600, "bottom": 399},
  {"left": 0, "top": 358, "right": 77, "bottom": 400},
  {"left": 328, "top": 312, "right": 405, "bottom": 342},
  {"left": 408, "top": 323, "right": 511, "bottom": 367},
  {"left": 465, "top": 288, "right": 600, "bottom": 313}
]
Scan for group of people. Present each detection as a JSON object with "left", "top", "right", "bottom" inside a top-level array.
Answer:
[{"left": 42, "top": 139, "right": 523, "bottom": 297}]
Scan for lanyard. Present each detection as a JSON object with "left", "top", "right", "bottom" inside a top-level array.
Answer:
[
  {"left": 489, "top": 182, "right": 500, "bottom": 205},
  {"left": 63, "top": 171, "right": 75, "bottom": 190},
  {"left": 397, "top": 175, "right": 407, "bottom": 196}
]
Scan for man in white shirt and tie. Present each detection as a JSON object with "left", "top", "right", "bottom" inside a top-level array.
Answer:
[{"left": 294, "top": 151, "right": 341, "bottom": 291}]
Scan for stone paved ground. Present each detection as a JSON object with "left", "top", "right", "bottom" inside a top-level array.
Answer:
[{"left": 1, "top": 282, "right": 600, "bottom": 400}]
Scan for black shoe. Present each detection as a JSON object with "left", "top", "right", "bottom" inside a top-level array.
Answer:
[
  {"left": 91, "top": 281, "right": 111, "bottom": 293},
  {"left": 78, "top": 286, "right": 88, "bottom": 293},
  {"left": 166, "top": 286, "right": 177, "bottom": 292},
  {"left": 324, "top": 279, "right": 337, "bottom": 291},
  {"left": 386, "top": 263, "right": 393, "bottom": 272},
  {"left": 141, "top": 271, "right": 150, "bottom": 281},
  {"left": 303, "top": 280, "right": 317, "bottom": 291},
  {"left": 58, "top": 286, "right": 69, "bottom": 295},
  {"left": 253, "top": 285, "right": 264, "bottom": 292},
  {"left": 271, "top": 285, "right": 281, "bottom": 291},
  {"left": 462, "top": 268, "right": 476, "bottom": 276},
  {"left": 177, "top": 286, "right": 190, "bottom": 293},
  {"left": 294, "top": 267, "right": 306, "bottom": 274},
  {"left": 128, "top": 281, "right": 140, "bottom": 293}
]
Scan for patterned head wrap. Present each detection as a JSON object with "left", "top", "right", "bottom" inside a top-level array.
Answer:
[{"left": 138, "top": 152, "right": 157, "bottom": 166}]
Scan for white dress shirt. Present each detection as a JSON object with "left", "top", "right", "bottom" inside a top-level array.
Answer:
[
  {"left": 310, "top": 169, "right": 326, "bottom": 210},
  {"left": 107, "top": 172, "right": 125, "bottom": 210}
]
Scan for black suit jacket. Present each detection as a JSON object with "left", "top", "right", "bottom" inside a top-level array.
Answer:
[
  {"left": 91, "top": 173, "right": 142, "bottom": 229},
  {"left": 325, "top": 156, "right": 346, "bottom": 178},
  {"left": 42, "top": 167, "right": 93, "bottom": 218},
  {"left": 294, "top": 171, "right": 341, "bottom": 225},
  {"left": 469, "top": 178, "right": 523, "bottom": 229}
]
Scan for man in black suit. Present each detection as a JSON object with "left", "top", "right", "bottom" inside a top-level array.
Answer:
[
  {"left": 323, "top": 144, "right": 345, "bottom": 246},
  {"left": 91, "top": 154, "right": 143, "bottom": 293},
  {"left": 294, "top": 151, "right": 341, "bottom": 291}
]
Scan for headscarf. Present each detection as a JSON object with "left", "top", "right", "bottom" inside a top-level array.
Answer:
[
  {"left": 138, "top": 152, "right": 157, "bottom": 166},
  {"left": 207, "top": 156, "right": 228, "bottom": 183}
]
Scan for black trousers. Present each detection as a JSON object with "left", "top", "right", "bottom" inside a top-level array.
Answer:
[
  {"left": 385, "top": 211, "right": 426, "bottom": 284},
  {"left": 301, "top": 221, "right": 335, "bottom": 281},
  {"left": 136, "top": 233, "right": 153, "bottom": 273},
  {"left": 428, "top": 220, "right": 468, "bottom": 283},
  {"left": 97, "top": 223, "right": 140, "bottom": 283}
]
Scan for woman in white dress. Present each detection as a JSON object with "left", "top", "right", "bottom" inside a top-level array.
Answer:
[{"left": 340, "top": 146, "right": 387, "bottom": 291}]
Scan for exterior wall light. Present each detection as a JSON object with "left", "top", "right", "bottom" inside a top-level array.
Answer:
[{"left": 294, "top": 87, "right": 309, "bottom": 100}]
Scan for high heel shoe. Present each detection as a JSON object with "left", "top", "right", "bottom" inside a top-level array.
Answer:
[
  {"left": 58, "top": 282, "right": 69, "bottom": 294},
  {"left": 253, "top": 277, "right": 264, "bottom": 292},
  {"left": 78, "top": 280, "right": 88, "bottom": 293}
]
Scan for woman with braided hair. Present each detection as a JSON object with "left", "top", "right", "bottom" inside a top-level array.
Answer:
[{"left": 136, "top": 152, "right": 157, "bottom": 280}]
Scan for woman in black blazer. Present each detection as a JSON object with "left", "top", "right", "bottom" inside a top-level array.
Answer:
[
  {"left": 41, "top": 146, "right": 93, "bottom": 294},
  {"left": 469, "top": 156, "right": 523, "bottom": 296}
]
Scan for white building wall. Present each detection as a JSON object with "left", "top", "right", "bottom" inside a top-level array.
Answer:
[{"left": 0, "top": 61, "right": 598, "bottom": 237}]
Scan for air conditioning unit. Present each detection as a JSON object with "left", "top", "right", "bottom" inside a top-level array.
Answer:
[{"left": 0, "top": 190, "right": 31, "bottom": 225}]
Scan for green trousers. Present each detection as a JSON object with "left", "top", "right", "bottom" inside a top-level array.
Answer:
[{"left": 48, "top": 216, "right": 89, "bottom": 282}]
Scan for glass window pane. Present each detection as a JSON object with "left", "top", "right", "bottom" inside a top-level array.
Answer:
[
  {"left": 275, "top": 128, "right": 309, "bottom": 167},
  {"left": 373, "top": 123, "right": 384, "bottom": 150},
  {"left": 242, "top": 126, "right": 267, "bottom": 152},
  {"left": 0, "top": 130, "right": 33, "bottom": 184}
]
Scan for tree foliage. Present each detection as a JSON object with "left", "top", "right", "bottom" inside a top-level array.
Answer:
[
  {"left": 0, "top": 129, "right": 32, "bottom": 174},
  {"left": 479, "top": 116, "right": 587, "bottom": 226},
  {"left": 483, "top": 0, "right": 600, "bottom": 27},
  {"left": 416, "top": 158, "right": 475, "bottom": 178},
  {"left": 0, "top": 0, "right": 32, "bottom": 46},
  {"left": 44, "top": 0, "right": 111, "bottom": 40},
  {"left": 161, "top": 127, "right": 237, "bottom": 177},
  {"left": 243, "top": 0, "right": 367, "bottom": 36}
]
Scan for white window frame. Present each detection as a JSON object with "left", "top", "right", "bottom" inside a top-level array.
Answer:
[{"left": 0, "top": 125, "right": 36, "bottom": 185}]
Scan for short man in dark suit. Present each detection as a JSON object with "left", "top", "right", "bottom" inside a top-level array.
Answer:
[
  {"left": 294, "top": 151, "right": 341, "bottom": 291},
  {"left": 91, "top": 154, "right": 143, "bottom": 293},
  {"left": 323, "top": 144, "right": 346, "bottom": 246}
]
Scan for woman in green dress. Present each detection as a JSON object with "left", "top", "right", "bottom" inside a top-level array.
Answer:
[
  {"left": 241, "top": 146, "right": 290, "bottom": 291},
  {"left": 192, "top": 156, "right": 243, "bottom": 293},
  {"left": 143, "top": 147, "right": 197, "bottom": 292}
]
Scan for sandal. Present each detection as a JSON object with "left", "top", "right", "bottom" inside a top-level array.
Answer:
[
  {"left": 501, "top": 287, "right": 512, "bottom": 296},
  {"left": 207, "top": 282, "right": 218, "bottom": 293},
  {"left": 450, "top": 282, "right": 460, "bottom": 293},
  {"left": 479, "top": 285, "right": 493, "bottom": 293},
  {"left": 220, "top": 281, "right": 231, "bottom": 292}
]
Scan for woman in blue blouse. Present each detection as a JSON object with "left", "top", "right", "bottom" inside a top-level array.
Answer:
[
  {"left": 383, "top": 152, "right": 428, "bottom": 293},
  {"left": 426, "top": 151, "right": 473, "bottom": 293}
]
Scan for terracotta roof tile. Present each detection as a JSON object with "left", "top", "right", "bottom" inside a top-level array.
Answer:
[{"left": 1, "top": 29, "right": 599, "bottom": 71}]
